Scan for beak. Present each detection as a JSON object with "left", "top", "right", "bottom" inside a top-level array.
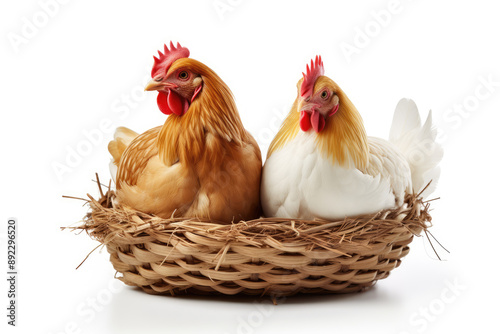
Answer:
[
  {"left": 144, "top": 80, "right": 177, "bottom": 92},
  {"left": 298, "top": 97, "right": 321, "bottom": 113}
]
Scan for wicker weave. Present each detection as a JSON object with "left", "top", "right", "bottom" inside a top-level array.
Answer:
[{"left": 76, "top": 185, "right": 431, "bottom": 297}]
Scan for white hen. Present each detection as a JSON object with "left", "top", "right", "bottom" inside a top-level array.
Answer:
[{"left": 261, "top": 57, "right": 443, "bottom": 220}]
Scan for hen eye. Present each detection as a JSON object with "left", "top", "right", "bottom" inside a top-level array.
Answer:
[
  {"left": 321, "top": 90, "right": 329, "bottom": 100},
  {"left": 178, "top": 71, "right": 189, "bottom": 80}
]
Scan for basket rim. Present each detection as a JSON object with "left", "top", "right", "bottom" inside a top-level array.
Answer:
[{"left": 74, "top": 184, "right": 431, "bottom": 255}]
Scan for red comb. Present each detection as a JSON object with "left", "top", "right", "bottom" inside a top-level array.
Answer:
[
  {"left": 300, "top": 55, "right": 324, "bottom": 97},
  {"left": 151, "top": 41, "right": 190, "bottom": 78}
]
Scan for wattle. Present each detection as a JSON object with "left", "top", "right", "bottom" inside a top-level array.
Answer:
[
  {"left": 157, "top": 91, "right": 189, "bottom": 116},
  {"left": 300, "top": 110, "right": 312, "bottom": 132},
  {"left": 300, "top": 110, "right": 325, "bottom": 133}
]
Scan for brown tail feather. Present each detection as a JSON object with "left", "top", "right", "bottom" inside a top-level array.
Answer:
[{"left": 108, "top": 127, "right": 139, "bottom": 165}]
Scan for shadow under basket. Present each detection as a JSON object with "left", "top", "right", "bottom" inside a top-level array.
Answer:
[{"left": 75, "top": 187, "right": 432, "bottom": 297}]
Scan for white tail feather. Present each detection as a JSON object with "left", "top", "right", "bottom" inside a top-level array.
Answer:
[{"left": 389, "top": 98, "right": 443, "bottom": 198}]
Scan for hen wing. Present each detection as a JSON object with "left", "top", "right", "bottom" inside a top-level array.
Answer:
[
  {"left": 365, "top": 136, "right": 412, "bottom": 206},
  {"left": 115, "top": 126, "right": 199, "bottom": 218},
  {"left": 116, "top": 126, "right": 161, "bottom": 187}
]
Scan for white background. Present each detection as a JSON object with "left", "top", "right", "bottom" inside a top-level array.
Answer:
[{"left": 1, "top": 0, "right": 499, "bottom": 333}]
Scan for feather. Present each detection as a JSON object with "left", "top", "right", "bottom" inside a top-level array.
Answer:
[
  {"left": 389, "top": 98, "right": 421, "bottom": 143},
  {"left": 108, "top": 127, "right": 138, "bottom": 164},
  {"left": 389, "top": 99, "right": 443, "bottom": 198},
  {"left": 108, "top": 126, "right": 139, "bottom": 182}
]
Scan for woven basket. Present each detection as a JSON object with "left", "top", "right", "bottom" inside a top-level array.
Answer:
[{"left": 74, "top": 182, "right": 431, "bottom": 297}]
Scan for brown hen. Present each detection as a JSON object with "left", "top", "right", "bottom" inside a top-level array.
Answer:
[{"left": 108, "top": 43, "right": 261, "bottom": 223}]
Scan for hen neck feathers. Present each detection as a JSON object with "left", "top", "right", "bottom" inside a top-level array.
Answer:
[
  {"left": 157, "top": 66, "right": 248, "bottom": 166},
  {"left": 268, "top": 89, "right": 369, "bottom": 170}
]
